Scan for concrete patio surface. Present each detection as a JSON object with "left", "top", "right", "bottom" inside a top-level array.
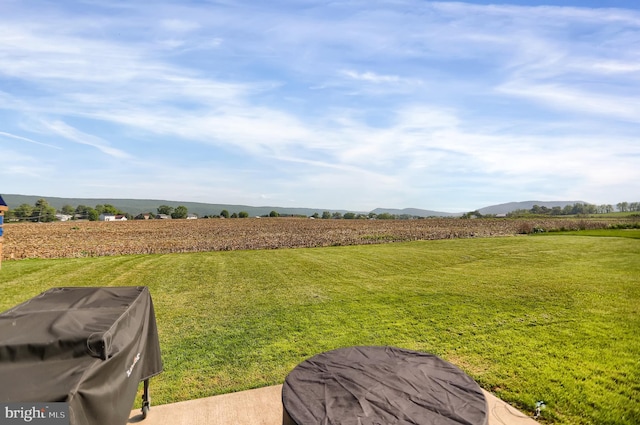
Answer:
[{"left": 128, "top": 384, "right": 540, "bottom": 425}]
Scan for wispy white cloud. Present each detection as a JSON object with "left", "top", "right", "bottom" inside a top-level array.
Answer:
[
  {"left": 44, "top": 121, "right": 131, "bottom": 159},
  {"left": 497, "top": 81, "right": 640, "bottom": 123},
  {"left": 590, "top": 60, "right": 640, "bottom": 74},
  {"left": 0, "top": 150, "right": 53, "bottom": 178},
  {"left": 342, "top": 70, "right": 403, "bottom": 84},
  {"left": 0, "top": 131, "right": 61, "bottom": 149},
  {"left": 160, "top": 19, "right": 201, "bottom": 33}
]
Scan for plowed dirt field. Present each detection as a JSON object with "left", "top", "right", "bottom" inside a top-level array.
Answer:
[{"left": 0, "top": 217, "right": 628, "bottom": 260}]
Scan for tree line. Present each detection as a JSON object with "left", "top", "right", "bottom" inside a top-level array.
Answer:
[
  {"left": 4, "top": 199, "right": 184, "bottom": 222},
  {"left": 5, "top": 199, "right": 128, "bottom": 222},
  {"left": 4, "top": 199, "right": 417, "bottom": 222},
  {"left": 6, "top": 199, "right": 272, "bottom": 222},
  {"left": 461, "top": 202, "right": 640, "bottom": 219},
  {"left": 5, "top": 198, "right": 639, "bottom": 223},
  {"left": 506, "top": 202, "right": 639, "bottom": 217}
]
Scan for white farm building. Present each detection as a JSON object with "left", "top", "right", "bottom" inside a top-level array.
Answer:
[{"left": 99, "top": 214, "right": 127, "bottom": 221}]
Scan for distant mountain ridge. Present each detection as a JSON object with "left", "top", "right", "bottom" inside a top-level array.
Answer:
[
  {"left": 1, "top": 194, "right": 587, "bottom": 217},
  {"left": 370, "top": 207, "right": 459, "bottom": 217}
]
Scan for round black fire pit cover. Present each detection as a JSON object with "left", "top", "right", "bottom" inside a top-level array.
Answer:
[{"left": 282, "top": 346, "right": 488, "bottom": 425}]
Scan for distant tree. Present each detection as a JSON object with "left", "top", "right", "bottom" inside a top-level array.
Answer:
[
  {"left": 321, "top": 211, "right": 331, "bottom": 219},
  {"left": 332, "top": 212, "right": 343, "bottom": 219},
  {"left": 97, "top": 204, "right": 119, "bottom": 215},
  {"left": 60, "top": 205, "right": 75, "bottom": 215},
  {"left": 343, "top": 212, "right": 356, "bottom": 219},
  {"left": 94, "top": 204, "right": 123, "bottom": 216},
  {"left": 220, "top": 209, "right": 229, "bottom": 218},
  {"left": 368, "top": 212, "right": 377, "bottom": 219},
  {"left": 376, "top": 213, "right": 395, "bottom": 220},
  {"left": 630, "top": 202, "right": 640, "bottom": 212},
  {"left": 311, "top": 212, "right": 320, "bottom": 219},
  {"left": 617, "top": 202, "right": 629, "bottom": 212},
  {"left": 461, "top": 210, "right": 482, "bottom": 219},
  {"left": 239, "top": 211, "right": 249, "bottom": 218},
  {"left": 157, "top": 205, "right": 174, "bottom": 215},
  {"left": 74, "top": 205, "right": 97, "bottom": 220},
  {"left": 32, "top": 198, "right": 56, "bottom": 222},
  {"left": 75, "top": 205, "right": 88, "bottom": 216},
  {"left": 87, "top": 208, "right": 99, "bottom": 221},
  {"left": 171, "top": 205, "right": 188, "bottom": 219},
  {"left": 12, "top": 204, "right": 33, "bottom": 221},
  {"left": 269, "top": 210, "right": 279, "bottom": 217},
  {"left": 570, "top": 202, "right": 596, "bottom": 215},
  {"left": 231, "top": 212, "right": 238, "bottom": 218}
]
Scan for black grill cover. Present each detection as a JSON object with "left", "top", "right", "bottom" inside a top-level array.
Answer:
[
  {"left": 0, "top": 286, "right": 162, "bottom": 425},
  {"left": 283, "top": 346, "right": 488, "bottom": 425}
]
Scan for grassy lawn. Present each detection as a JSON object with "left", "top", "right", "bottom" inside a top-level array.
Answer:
[
  {"left": 1, "top": 235, "right": 638, "bottom": 424},
  {"left": 540, "top": 228, "right": 640, "bottom": 239}
]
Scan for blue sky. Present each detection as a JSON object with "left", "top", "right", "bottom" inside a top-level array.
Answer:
[{"left": 1, "top": 0, "right": 638, "bottom": 212}]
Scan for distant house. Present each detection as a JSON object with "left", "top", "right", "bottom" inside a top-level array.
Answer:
[
  {"left": 55, "top": 214, "right": 72, "bottom": 222},
  {"left": 100, "top": 214, "right": 127, "bottom": 221},
  {"left": 135, "top": 213, "right": 151, "bottom": 220},
  {"left": 186, "top": 214, "right": 198, "bottom": 220},
  {"left": 155, "top": 214, "right": 171, "bottom": 220}
]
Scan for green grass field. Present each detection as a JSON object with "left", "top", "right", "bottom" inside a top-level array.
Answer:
[
  {"left": 541, "top": 228, "right": 640, "bottom": 239},
  {"left": 1, "top": 234, "right": 638, "bottom": 424}
]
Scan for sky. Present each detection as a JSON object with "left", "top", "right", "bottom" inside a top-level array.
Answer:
[{"left": 1, "top": 0, "right": 639, "bottom": 213}]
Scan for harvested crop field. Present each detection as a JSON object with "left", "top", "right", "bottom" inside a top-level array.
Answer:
[{"left": 2, "top": 216, "right": 634, "bottom": 261}]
